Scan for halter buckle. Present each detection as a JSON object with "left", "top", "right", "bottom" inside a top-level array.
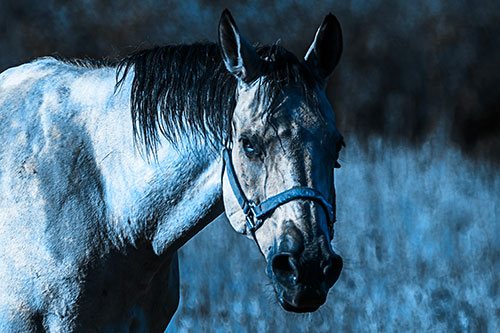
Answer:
[{"left": 245, "top": 201, "right": 261, "bottom": 233}]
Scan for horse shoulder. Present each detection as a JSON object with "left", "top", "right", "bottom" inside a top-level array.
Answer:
[{"left": 0, "top": 59, "right": 118, "bottom": 330}]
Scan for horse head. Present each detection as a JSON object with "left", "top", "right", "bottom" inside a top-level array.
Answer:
[{"left": 219, "top": 9, "right": 344, "bottom": 313}]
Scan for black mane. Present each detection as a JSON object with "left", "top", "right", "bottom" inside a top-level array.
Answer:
[
  {"left": 51, "top": 55, "right": 115, "bottom": 69},
  {"left": 116, "top": 43, "right": 236, "bottom": 154},
  {"left": 62, "top": 42, "right": 319, "bottom": 155}
]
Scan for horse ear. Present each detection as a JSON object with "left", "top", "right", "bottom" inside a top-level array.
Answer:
[
  {"left": 218, "top": 9, "right": 262, "bottom": 84},
  {"left": 304, "top": 13, "right": 343, "bottom": 86}
]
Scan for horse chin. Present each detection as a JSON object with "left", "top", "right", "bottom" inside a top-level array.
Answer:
[
  {"left": 273, "top": 284, "right": 327, "bottom": 313},
  {"left": 278, "top": 295, "right": 322, "bottom": 313}
]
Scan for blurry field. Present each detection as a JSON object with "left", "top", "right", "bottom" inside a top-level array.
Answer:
[{"left": 167, "top": 136, "right": 499, "bottom": 332}]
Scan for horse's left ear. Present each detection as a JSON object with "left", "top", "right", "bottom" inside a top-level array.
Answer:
[
  {"left": 304, "top": 13, "right": 343, "bottom": 86},
  {"left": 218, "top": 9, "right": 262, "bottom": 84}
]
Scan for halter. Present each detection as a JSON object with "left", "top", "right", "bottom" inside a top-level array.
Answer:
[{"left": 222, "top": 148, "right": 336, "bottom": 242}]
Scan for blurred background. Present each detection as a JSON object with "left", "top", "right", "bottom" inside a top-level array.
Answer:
[{"left": 1, "top": 0, "right": 499, "bottom": 331}]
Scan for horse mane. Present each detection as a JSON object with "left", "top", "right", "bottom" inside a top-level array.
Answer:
[
  {"left": 116, "top": 43, "right": 236, "bottom": 155},
  {"left": 55, "top": 42, "right": 319, "bottom": 155},
  {"left": 50, "top": 55, "right": 115, "bottom": 69}
]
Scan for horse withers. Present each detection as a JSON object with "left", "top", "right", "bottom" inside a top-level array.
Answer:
[{"left": 0, "top": 9, "right": 344, "bottom": 331}]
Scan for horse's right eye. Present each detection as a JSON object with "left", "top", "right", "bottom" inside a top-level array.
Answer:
[
  {"left": 239, "top": 137, "right": 260, "bottom": 156},
  {"left": 241, "top": 138, "right": 255, "bottom": 154}
]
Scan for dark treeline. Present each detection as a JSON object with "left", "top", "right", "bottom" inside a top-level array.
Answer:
[{"left": 1, "top": 0, "right": 498, "bottom": 163}]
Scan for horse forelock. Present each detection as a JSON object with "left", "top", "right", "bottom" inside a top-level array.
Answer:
[{"left": 255, "top": 45, "right": 320, "bottom": 114}]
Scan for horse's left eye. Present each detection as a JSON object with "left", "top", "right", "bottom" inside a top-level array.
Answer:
[{"left": 334, "top": 161, "right": 341, "bottom": 168}]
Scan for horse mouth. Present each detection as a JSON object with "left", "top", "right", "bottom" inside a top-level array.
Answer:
[{"left": 277, "top": 294, "right": 322, "bottom": 313}]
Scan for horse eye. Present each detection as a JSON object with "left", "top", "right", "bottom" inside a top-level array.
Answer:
[
  {"left": 334, "top": 161, "right": 341, "bottom": 169},
  {"left": 241, "top": 138, "right": 256, "bottom": 154}
]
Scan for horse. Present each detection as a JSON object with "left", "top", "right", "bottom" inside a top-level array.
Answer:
[{"left": 0, "top": 9, "right": 345, "bottom": 332}]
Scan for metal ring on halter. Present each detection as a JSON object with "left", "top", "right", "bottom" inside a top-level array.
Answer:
[{"left": 245, "top": 201, "right": 264, "bottom": 233}]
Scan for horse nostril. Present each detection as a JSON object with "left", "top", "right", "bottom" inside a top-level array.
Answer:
[
  {"left": 323, "top": 255, "right": 343, "bottom": 287},
  {"left": 272, "top": 254, "right": 299, "bottom": 287}
]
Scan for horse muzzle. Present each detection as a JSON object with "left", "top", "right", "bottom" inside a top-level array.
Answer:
[{"left": 266, "top": 232, "right": 343, "bottom": 313}]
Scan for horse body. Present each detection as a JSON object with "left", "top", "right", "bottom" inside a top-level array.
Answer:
[
  {"left": 0, "top": 9, "right": 346, "bottom": 332},
  {"left": 0, "top": 58, "right": 222, "bottom": 331}
]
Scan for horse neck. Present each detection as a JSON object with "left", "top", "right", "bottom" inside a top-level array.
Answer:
[
  {"left": 90, "top": 70, "right": 225, "bottom": 257},
  {"left": 142, "top": 143, "right": 225, "bottom": 256}
]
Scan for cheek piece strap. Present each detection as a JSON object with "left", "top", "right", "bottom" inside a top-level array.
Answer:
[{"left": 222, "top": 148, "right": 336, "bottom": 244}]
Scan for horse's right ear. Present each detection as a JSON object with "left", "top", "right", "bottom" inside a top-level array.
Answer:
[{"left": 218, "top": 9, "right": 262, "bottom": 84}]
